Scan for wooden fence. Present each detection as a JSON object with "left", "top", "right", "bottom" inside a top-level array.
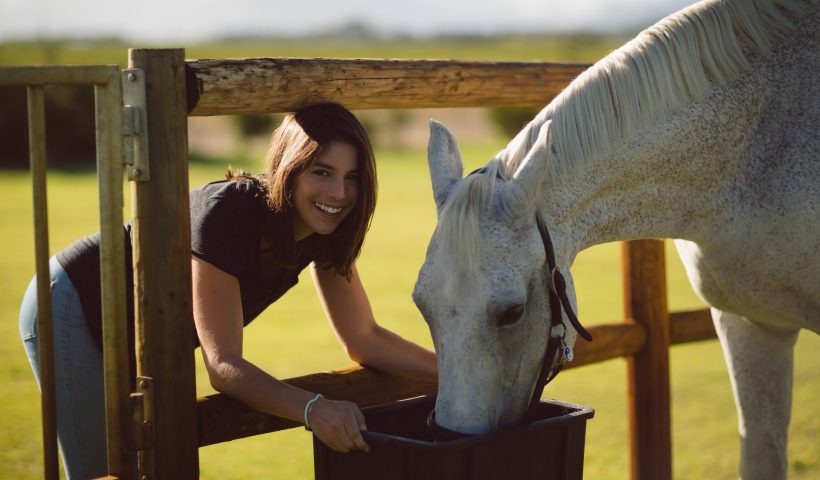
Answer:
[{"left": 9, "top": 48, "right": 718, "bottom": 480}]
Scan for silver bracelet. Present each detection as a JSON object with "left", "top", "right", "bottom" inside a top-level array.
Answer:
[{"left": 303, "top": 393, "right": 324, "bottom": 431}]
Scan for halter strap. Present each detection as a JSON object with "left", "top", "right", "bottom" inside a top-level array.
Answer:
[{"left": 526, "top": 214, "right": 592, "bottom": 420}]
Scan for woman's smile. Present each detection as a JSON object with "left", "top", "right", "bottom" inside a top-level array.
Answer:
[
  {"left": 314, "top": 202, "right": 344, "bottom": 216},
  {"left": 292, "top": 141, "right": 359, "bottom": 240}
]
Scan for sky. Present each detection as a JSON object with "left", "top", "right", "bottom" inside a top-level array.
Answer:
[{"left": 0, "top": 0, "right": 695, "bottom": 42}]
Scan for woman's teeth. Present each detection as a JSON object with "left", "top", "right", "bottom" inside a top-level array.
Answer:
[{"left": 315, "top": 202, "right": 342, "bottom": 215}]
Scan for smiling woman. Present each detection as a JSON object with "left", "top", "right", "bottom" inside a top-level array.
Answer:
[{"left": 17, "top": 101, "right": 437, "bottom": 479}]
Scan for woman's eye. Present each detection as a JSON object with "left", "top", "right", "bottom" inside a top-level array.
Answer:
[{"left": 312, "top": 169, "right": 330, "bottom": 177}]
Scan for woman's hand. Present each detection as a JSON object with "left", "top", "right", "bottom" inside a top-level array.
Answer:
[{"left": 307, "top": 397, "right": 370, "bottom": 453}]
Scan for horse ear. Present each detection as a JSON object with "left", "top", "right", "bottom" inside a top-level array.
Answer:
[
  {"left": 508, "top": 120, "right": 552, "bottom": 213},
  {"left": 428, "top": 120, "right": 464, "bottom": 212}
]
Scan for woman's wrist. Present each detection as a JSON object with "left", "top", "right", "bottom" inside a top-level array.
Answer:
[{"left": 303, "top": 393, "right": 324, "bottom": 431}]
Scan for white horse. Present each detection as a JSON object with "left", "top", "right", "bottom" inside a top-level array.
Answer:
[{"left": 412, "top": 0, "right": 818, "bottom": 478}]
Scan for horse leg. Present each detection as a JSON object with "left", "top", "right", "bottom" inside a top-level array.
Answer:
[{"left": 711, "top": 308, "right": 799, "bottom": 480}]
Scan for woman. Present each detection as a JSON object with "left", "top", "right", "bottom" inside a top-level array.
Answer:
[{"left": 19, "top": 102, "right": 437, "bottom": 479}]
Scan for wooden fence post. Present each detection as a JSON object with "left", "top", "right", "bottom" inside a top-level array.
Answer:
[
  {"left": 623, "top": 239, "right": 672, "bottom": 480},
  {"left": 129, "top": 48, "right": 198, "bottom": 479}
]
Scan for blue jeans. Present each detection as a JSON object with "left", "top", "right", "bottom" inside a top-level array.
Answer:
[{"left": 19, "top": 257, "right": 108, "bottom": 480}]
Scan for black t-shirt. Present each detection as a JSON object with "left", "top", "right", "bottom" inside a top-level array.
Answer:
[
  {"left": 57, "top": 178, "right": 313, "bottom": 350},
  {"left": 190, "top": 178, "right": 313, "bottom": 325}
]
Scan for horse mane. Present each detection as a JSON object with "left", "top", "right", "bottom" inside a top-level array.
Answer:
[
  {"left": 498, "top": 0, "right": 804, "bottom": 177},
  {"left": 437, "top": 0, "right": 804, "bottom": 272}
]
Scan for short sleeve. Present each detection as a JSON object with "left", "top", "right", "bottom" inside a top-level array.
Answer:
[{"left": 190, "top": 182, "right": 259, "bottom": 278}]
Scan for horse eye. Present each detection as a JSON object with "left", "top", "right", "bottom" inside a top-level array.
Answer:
[{"left": 497, "top": 304, "right": 525, "bottom": 327}]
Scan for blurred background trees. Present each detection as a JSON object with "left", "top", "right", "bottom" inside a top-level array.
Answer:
[{"left": 0, "top": 85, "right": 95, "bottom": 168}]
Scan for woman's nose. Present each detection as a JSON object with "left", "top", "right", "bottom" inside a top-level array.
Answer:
[{"left": 328, "top": 177, "right": 345, "bottom": 200}]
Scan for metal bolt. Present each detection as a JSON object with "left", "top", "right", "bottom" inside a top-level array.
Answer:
[
  {"left": 132, "top": 168, "right": 142, "bottom": 178},
  {"left": 127, "top": 72, "right": 138, "bottom": 82},
  {"left": 139, "top": 379, "right": 147, "bottom": 388}
]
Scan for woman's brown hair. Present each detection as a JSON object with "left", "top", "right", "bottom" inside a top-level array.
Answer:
[{"left": 255, "top": 102, "right": 376, "bottom": 279}]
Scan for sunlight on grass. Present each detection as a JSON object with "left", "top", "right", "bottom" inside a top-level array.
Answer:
[{"left": 1, "top": 141, "right": 818, "bottom": 479}]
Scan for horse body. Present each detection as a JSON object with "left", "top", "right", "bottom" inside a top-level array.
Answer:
[{"left": 414, "top": 0, "right": 818, "bottom": 478}]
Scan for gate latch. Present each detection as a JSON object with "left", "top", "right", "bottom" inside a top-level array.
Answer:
[{"left": 122, "top": 68, "right": 150, "bottom": 181}]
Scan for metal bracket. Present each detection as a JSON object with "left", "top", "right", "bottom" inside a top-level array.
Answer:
[
  {"left": 122, "top": 68, "right": 150, "bottom": 181},
  {"left": 131, "top": 375, "right": 154, "bottom": 450}
]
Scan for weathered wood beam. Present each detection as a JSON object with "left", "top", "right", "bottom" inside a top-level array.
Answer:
[
  {"left": 197, "top": 307, "right": 713, "bottom": 447},
  {"left": 197, "top": 366, "right": 437, "bottom": 447},
  {"left": 130, "top": 48, "right": 198, "bottom": 479},
  {"left": 568, "top": 322, "right": 646, "bottom": 369},
  {"left": 669, "top": 308, "right": 715, "bottom": 343},
  {"left": 623, "top": 240, "right": 672, "bottom": 480},
  {"left": 185, "top": 58, "right": 590, "bottom": 116}
]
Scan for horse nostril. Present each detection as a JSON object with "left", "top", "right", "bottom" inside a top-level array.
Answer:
[{"left": 497, "top": 304, "right": 524, "bottom": 327}]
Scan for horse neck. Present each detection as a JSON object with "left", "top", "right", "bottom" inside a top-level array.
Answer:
[{"left": 541, "top": 77, "right": 766, "bottom": 258}]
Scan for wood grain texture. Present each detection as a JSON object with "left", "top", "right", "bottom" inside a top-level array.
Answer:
[
  {"left": 196, "top": 311, "right": 715, "bottom": 447},
  {"left": 623, "top": 240, "right": 672, "bottom": 480},
  {"left": 186, "top": 58, "right": 589, "bottom": 115},
  {"left": 129, "top": 48, "right": 198, "bottom": 480},
  {"left": 197, "top": 366, "right": 437, "bottom": 447},
  {"left": 670, "top": 309, "right": 715, "bottom": 344}
]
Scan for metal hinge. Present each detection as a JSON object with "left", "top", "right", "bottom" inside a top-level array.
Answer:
[
  {"left": 131, "top": 375, "right": 154, "bottom": 450},
  {"left": 122, "top": 68, "right": 150, "bottom": 181}
]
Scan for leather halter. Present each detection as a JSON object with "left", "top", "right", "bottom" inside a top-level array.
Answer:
[
  {"left": 426, "top": 168, "right": 593, "bottom": 440},
  {"left": 527, "top": 214, "right": 593, "bottom": 417}
]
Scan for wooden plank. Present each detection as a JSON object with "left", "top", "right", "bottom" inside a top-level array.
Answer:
[
  {"left": 568, "top": 322, "right": 646, "bottom": 368},
  {"left": 197, "top": 312, "right": 720, "bottom": 448},
  {"left": 129, "top": 48, "right": 198, "bottom": 479},
  {"left": 186, "top": 58, "right": 590, "bottom": 116},
  {"left": 623, "top": 240, "right": 672, "bottom": 480},
  {"left": 94, "top": 78, "right": 135, "bottom": 478},
  {"left": 28, "top": 85, "right": 59, "bottom": 480},
  {"left": 670, "top": 309, "right": 715, "bottom": 344},
  {"left": 198, "top": 321, "right": 640, "bottom": 446},
  {"left": 0, "top": 65, "right": 118, "bottom": 86},
  {"left": 197, "top": 366, "right": 437, "bottom": 446}
]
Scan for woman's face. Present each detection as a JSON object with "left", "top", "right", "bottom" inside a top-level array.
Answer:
[{"left": 292, "top": 141, "right": 359, "bottom": 240}]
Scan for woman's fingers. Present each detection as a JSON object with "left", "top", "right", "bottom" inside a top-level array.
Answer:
[
  {"left": 344, "top": 420, "right": 370, "bottom": 452},
  {"left": 308, "top": 398, "right": 370, "bottom": 453}
]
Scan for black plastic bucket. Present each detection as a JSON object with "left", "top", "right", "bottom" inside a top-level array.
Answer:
[{"left": 313, "top": 395, "right": 594, "bottom": 480}]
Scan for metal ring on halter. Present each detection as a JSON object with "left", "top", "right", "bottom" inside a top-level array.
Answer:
[{"left": 550, "top": 266, "right": 561, "bottom": 294}]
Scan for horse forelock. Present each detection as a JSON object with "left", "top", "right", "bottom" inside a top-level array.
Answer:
[
  {"left": 498, "top": 0, "right": 804, "bottom": 181},
  {"left": 436, "top": 160, "right": 512, "bottom": 279}
]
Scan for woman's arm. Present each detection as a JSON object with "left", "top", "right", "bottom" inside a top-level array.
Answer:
[
  {"left": 192, "top": 256, "right": 368, "bottom": 452},
  {"left": 311, "top": 263, "right": 438, "bottom": 381}
]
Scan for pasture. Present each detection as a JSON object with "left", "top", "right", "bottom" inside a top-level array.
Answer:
[
  {"left": 1, "top": 34, "right": 818, "bottom": 479},
  {"left": 0, "top": 140, "right": 817, "bottom": 479}
]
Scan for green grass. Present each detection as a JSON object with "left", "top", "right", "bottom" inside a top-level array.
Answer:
[
  {"left": 0, "top": 34, "right": 627, "bottom": 67},
  {"left": 1, "top": 141, "right": 818, "bottom": 479}
]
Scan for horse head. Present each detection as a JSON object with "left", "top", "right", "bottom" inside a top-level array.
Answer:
[{"left": 413, "top": 120, "right": 582, "bottom": 434}]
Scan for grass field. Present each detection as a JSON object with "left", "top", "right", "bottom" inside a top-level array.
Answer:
[
  {"left": 1, "top": 137, "right": 818, "bottom": 479},
  {"left": 2, "top": 36, "right": 818, "bottom": 479},
  {"left": 0, "top": 34, "right": 628, "bottom": 67}
]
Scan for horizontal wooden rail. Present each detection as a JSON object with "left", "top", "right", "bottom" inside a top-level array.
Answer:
[
  {"left": 198, "top": 366, "right": 437, "bottom": 446},
  {"left": 197, "top": 308, "right": 715, "bottom": 447},
  {"left": 669, "top": 308, "right": 714, "bottom": 344},
  {"left": 0, "top": 65, "right": 119, "bottom": 86},
  {"left": 185, "top": 58, "right": 590, "bottom": 116}
]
